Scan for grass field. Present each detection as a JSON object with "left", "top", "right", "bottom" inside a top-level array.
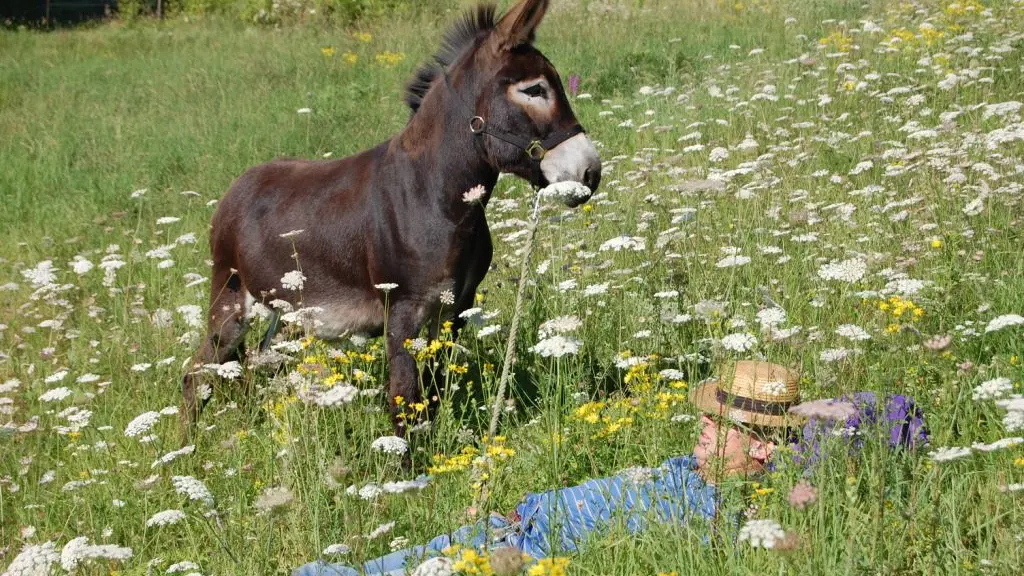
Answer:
[{"left": 3, "top": 0, "right": 1024, "bottom": 573}]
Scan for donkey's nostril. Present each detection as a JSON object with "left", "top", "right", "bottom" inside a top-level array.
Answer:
[{"left": 583, "top": 165, "right": 601, "bottom": 193}]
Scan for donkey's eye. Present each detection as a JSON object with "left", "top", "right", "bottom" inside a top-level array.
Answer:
[{"left": 520, "top": 84, "right": 547, "bottom": 98}]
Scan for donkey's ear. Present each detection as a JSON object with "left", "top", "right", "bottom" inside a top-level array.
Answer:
[{"left": 491, "top": 0, "right": 549, "bottom": 51}]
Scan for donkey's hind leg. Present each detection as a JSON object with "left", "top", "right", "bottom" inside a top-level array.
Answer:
[{"left": 182, "top": 270, "right": 251, "bottom": 436}]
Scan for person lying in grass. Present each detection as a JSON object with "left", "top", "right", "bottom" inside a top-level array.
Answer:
[{"left": 294, "top": 360, "right": 928, "bottom": 576}]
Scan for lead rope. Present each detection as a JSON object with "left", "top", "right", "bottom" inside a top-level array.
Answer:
[{"left": 472, "top": 187, "right": 542, "bottom": 515}]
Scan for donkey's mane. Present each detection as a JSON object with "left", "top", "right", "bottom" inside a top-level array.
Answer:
[{"left": 404, "top": 3, "right": 498, "bottom": 115}]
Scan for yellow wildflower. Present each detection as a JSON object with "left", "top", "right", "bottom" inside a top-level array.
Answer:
[
  {"left": 375, "top": 51, "right": 406, "bottom": 67},
  {"left": 528, "top": 557, "right": 570, "bottom": 576},
  {"left": 818, "top": 30, "right": 853, "bottom": 52},
  {"left": 453, "top": 549, "right": 493, "bottom": 576}
]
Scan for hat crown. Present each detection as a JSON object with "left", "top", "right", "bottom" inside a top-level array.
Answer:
[{"left": 718, "top": 360, "right": 801, "bottom": 404}]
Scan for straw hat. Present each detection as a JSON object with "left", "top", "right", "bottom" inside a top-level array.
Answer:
[{"left": 689, "top": 360, "right": 806, "bottom": 428}]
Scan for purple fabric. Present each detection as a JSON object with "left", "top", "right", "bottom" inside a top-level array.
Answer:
[{"left": 790, "top": 393, "right": 929, "bottom": 468}]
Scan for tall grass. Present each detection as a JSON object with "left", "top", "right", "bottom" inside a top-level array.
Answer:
[{"left": 2, "top": 0, "right": 1023, "bottom": 574}]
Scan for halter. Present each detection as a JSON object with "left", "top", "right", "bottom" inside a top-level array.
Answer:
[{"left": 443, "top": 69, "right": 585, "bottom": 162}]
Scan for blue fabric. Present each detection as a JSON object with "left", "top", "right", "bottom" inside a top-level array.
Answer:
[
  {"left": 293, "top": 456, "right": 715, "bottom": 576},
  {"left": 294, "top": 514, "right": 518, "bottom": 576},
  {"left": 513, "top": 455, "right": 716, "bottom": 559}
]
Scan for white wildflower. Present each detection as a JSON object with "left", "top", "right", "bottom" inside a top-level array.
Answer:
[
  {"left": 756, "top": 308, "right": 786, "bottom": 327},
  {"left": 44, "top": 369, "right": 68, "bottom": 384},
  {"left": 971, "top": 438, "right": 1023, "bottom": 452},
  {"left": 963, "top": 195, "right": 984, "bottom": 216},
  {"left": 817, "top": 258, "right": 866, "bottom": 283},
  {"left": 3, "top": 541, "right": 59, "bottom": 575},
  {"left": 366, "top": 521, "right": 395, "bottom": 540},
  {"left": 152, "top": 445, "right": 195, "bottom": 468},
  {"left": 389, "top": 537, "right": 409, "bottom": 552},
  {"left": 214, "top": 361, "right": 242, "bottom": 380},
  {"left": 314, "top": 385, "right": 358, "bottom": 407},
  {"left": 281, "top": 270, "right": 305, "bottom": 291},
  {"left": 985, "top": 314, "right": 1024, "bottom": 333},
  {"left": 478, "top": 325, "right": 501, "bottom": 338},
  {"left": 531, "top": 335, "right": 582, "bottom": 358},
  {"left": 125, "top": 411, "right": 161, "bottom": 437},
  {"left": 70, "top": 258, "right": 94, "bottom": 275},
  {"left": 60, "top": 536, "right": 133, "bottom": 572},
  {"left": 538, "top": 316, "right": 583, "bottom": 338},
  {"left": 172, "top": 476, "right": 215, "bottom": 507},
  {"left": 599, "top": 236, "right": 646, "bottom": 252},
  {"left": 760, "top": 380, "right": 788, "bottom": 396},
  {"left": 836, "top": 324, "right": 871, "bottom": 341},
  {"left": 737, "top": 519, "right": 786, "bottom": 549},
  {"left": 146, "top": 509, "right": 187, "bottom": 528},
  {"left": 255, "top": 486, "right": 294, "bottom": 515},
  {"left": 928, "top": 446, "right": 972, "bottom": 462},
  {"left": 820, "top": 348, "right": 852, "bottom": 363},
  {"left": 439, "top": 289, "right": 456, "bottom": 306},
  {"left": 709, "top": 147, "right": 730, "bottom": 163},
  {"left": 39, "top": 387, "right": 72, "bottom": 403},
  {"left": 972, "top": 377, "right": 1013, "bottom": 401},
  {"left": 716, "top": 255, "right": 751, "bottom": 268},
  {"left": 22, "top": 260, "right": 58, "bottom": 287},
  {"left": 538, "top": 181, "right": 591, "bottom": 203},
  {"left": 167, "top": 561, "right": 202, "bottom": 573},
  {"left": 411, "top": 557, "right": 454, "bottom": 576},
  {"left": 370, "top": 436, "right": 408, "bottom": 455},
  {"left": 176, "top": 305, "right": 204, "bottom": 329},
  {"left": 721, "top": 332, "right": 757, "bottom": 352},
  {"left": 463, "top": 185, "right": 486, "bottom": 204}
]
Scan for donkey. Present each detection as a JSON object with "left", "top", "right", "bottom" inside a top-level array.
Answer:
[{"left": 182, "top": 0, "right": 601, "bottom": 437}]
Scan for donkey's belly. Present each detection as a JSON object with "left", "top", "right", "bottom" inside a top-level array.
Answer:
[{"left": 308, "top": 299, "right": 386, "bottom": 340}]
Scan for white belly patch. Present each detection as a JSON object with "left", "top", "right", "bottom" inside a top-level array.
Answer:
[{"left": 309, "top": 299, "right": 386, "bottom": 340}]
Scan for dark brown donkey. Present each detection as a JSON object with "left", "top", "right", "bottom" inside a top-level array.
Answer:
[{"left": 182, "top": 0, "right": 601, "bottom": 437}]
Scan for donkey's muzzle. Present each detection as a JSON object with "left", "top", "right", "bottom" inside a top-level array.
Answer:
[{"left": 583, "top": 163, "right": 601, "bottom": 194}]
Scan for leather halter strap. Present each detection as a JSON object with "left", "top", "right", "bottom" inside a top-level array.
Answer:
[{"left": 443, "top": 69, "right": 585, "bottom": 162}]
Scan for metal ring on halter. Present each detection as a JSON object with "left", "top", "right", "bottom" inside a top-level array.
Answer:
[
  {"left": 469, "top": 116, "right": 486, "bottom": 133},
  {"left": 525, "top": 141, "right": 546, "bottom": 161}
]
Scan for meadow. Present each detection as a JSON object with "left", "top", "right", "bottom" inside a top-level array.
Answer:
[{"left": 2, "top": 0, "right": 1024, "bottom": 573}]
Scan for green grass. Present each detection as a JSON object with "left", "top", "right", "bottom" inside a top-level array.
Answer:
[{"left": 2, "top": 0, "right": 1024, "bottom": 574}]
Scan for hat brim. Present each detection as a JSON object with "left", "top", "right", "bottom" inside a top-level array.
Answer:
[{"left": 690, "top": 379, "right": 807, "bottom": 428}]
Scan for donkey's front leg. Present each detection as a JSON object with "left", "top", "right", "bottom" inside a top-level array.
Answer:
[{"left": 384, "top": 304, "right": 426, "bottom": 439}]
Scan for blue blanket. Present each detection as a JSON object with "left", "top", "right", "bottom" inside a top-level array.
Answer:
[{"left": 294, "top": 456, "right": 715, "bottom": 576}]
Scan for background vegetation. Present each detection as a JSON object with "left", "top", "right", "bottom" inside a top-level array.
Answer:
[{"left": 2, "top": 0, "right": 1023, "bottom": 574}]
